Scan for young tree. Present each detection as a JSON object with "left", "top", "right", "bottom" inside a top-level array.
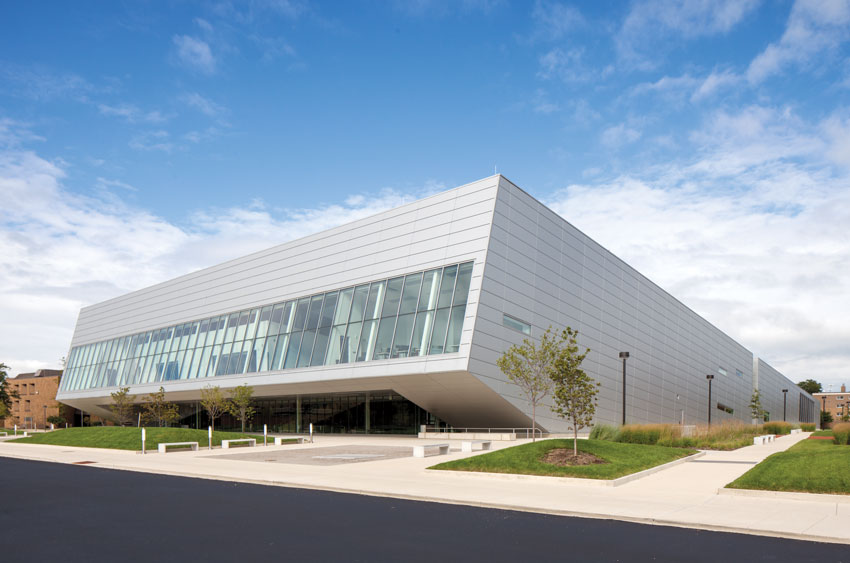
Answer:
[
  {"left": 796, "top": 379, "right": 822, "bottom": 395},
  {"left": 141, "top": 387, "right": 181, "bottom": 427},
  {"left": 749, "top": 390, "right": 765, "bottom": 423},
  {"left": 228, "top": 384, "right": 256, "bottom": 433},
  {"left": 200, "top": 385, "right": 228, "bottom": 432},
  {"left": 549, "top": 327, "right": 597, "bottom": 458},
  {"left": 47, "top": 415, "right": 65, "bottom": 427},
  {"left": 497, "top": 327, "right": 559, "bottom": 441},
  {"left": 0, "top": 363, "right": 19, "bottom": 418},
  {"left": 109, "top": 387, "right": 136, "bottom": 426}
]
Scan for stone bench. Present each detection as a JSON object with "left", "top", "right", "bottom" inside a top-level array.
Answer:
[
  {"left": 274, "top": 436, "right": 310, "bottom": 445},
  {"left": 791, "top": 428, "right": 802, "bottom": 434},
  {"left": 753, "top": 434, "right": 776, "bottom": 445},
  {"left": 221, "top": 438, "right": 256, "bottom": 449},
  {"left": 158, "top": 441, "right": 199, "bottom": 453},
  {"left": 461, "top": 440, "right": 492, "bottom": 453},
  {"left": 413, "top": 443, "right": 450, "bottom": 458}
]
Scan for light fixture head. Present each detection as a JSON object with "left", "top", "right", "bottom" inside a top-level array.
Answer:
[
  {"left": 782, "top": 389, "right": 788, "bottom": 393},
  {"left": 619, "top": 352, "right": 630, "bottom": 358},
  {"left": 706, "top": 374, "right": 715, "bottom": 380}
]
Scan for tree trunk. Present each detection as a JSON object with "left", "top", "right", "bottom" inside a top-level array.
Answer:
[
  {"left": 241, "top": 415, "right": 245, "bottom": 433},
  {"left": 573, "top": 422, "right": 578, "bottom": 457},
  {"left": 532, "top": 403, "right": 536, "bottom": 442}
]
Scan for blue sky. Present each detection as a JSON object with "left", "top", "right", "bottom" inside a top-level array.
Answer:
[{"left": 2, "top": 0, "right": 850, "bottom": 389}]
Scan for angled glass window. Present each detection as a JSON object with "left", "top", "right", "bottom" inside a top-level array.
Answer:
[{"left": 399, "top": 273, "right": 423, "bottom": 315}]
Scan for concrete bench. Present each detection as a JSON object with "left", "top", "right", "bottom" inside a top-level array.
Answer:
[
  {"left": 274, "top": 436, "right": 310, "bottom": 445},
  {"left": 221, "top": 438, "right": 256, "bottom": 449},
  {"left": 413, "top": 443, "right": 450, "bottom": 458},
  {"left": 461, "top": 440, "right": 492, "bottom": 453},
  {"left": 791, "top": 428, "right": 802, "bottom": 434},
  {"left": 753, "top": 434, "right": 776, "bottom": 445},
  {"left": 158, "top": 441, "right": 199, "bottom": 453},
  {"left": 0, "top": 432, "right": 6, "bottom": 437}
]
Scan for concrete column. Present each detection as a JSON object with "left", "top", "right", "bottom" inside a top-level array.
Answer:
[
  {"left": 365, "top": 392, "right": 370, "bottom": 434},
  {"left": 296, "top": 395, "right": 302, "bottom": 434}
]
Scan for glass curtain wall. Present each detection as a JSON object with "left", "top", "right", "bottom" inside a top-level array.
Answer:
[{"left": 62, "top": 261, "right": 474, "bottom": 392}]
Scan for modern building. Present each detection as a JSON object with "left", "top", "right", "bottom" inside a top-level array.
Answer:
[
  {"left": 813, "top": 385, "right": 849, "bottom": 423},
  {"left": 55, "top": 175, "right": 818, "bottom": 433},
  {"left": 2, "top": 369, "right": 69, "bottom": 429}
]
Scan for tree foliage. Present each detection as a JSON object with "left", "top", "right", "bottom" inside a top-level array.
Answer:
[
  {"left": 0, "top": 363, "right": 19, "bottom": 419},
  {"left": 228, "top": 384, "right": 256, "bottom": 433},
  {"left": 200, "top": 385, "right": 228, "bottom": 432},
  {"left": 47, "top": 415, "right": 65, "bottom": 427},
  {"left": 109, "top": 387, "right": 136, "bottom": 426},
  {"left": 497, "top": 327, "right": 559, "bottom": 441},
  {"left": 549, "top": 327, "right": 597, "bottom": 457},
  {"left": 796, "top": 379, "right": 822, "bottom": 395},
  {"left": 749, "top": 390, "right": 765, "bottom": 422},
  {"left": 141, "top": 387, "right": 181, "bottom": 427}
]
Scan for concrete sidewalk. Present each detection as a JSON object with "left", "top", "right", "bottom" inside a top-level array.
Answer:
[{"left": 1, "top": 432, "right": 847, "bottom": 544}]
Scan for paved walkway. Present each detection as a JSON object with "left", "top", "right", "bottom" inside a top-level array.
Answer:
[{"left": 1, "top": 432, "right": 847, "bottom": 544}]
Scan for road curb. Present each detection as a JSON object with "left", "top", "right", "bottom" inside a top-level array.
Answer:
[{"left": 718, "top": 486, "right": 850, "bottom": 504}]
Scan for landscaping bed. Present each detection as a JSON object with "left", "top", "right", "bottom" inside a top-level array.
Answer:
[
  {"left": 727, "top": 433, "right": 850, "bottom": 495},
  {"left": 7, "top": 427, "right": 294, "bottom": 451},
  {"left": 590, "top": 421, "right": 795, "bottom": 450},
  {"left": 429, "top": 439, "right": 696, "bottom": 480}
]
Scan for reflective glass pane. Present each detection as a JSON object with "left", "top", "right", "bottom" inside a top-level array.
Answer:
[
  {"left": 438, "top": 265, "right": 458, "bottom": 308},
  {"left": 197, "top": 319, "right": 210, "bottom": 348},
  {"left": 234, "top": 311, "right": 250, "bottom": 342},
  {"left": 453, "top": 262, "right": 473, "bottom": 306},
  {"left": 197, "top": 346, "right": 213, "bottom": 379},
  {"left": 420, "top": 270, "right": 440, "bottom": 310},
  {"left": 381, "top": 277, "right": 404, "bottom": 318},
  {"left": 292, "top": 299, "right": 310, "bottom": 331},
  {"left": 280, "top": 301, "right": 296, "bottom": 334},
  {"left": 283, "top": 332, "right": 303, "bottom": 369},
  {"left": 399, "top": 273, "right": 423, "bottom": 315},
  {"left": 364, "top": 282, "right": 385, "bottom": 320},
  {"left": 349, "top": 285, "right": 370, "bottom": 323},
  {"left": 311, "top": 325, "right": 331, "bottom": 366},
  {"left": 260, "top": 335, "right": 277, "bottom": 372},
  {"left": 185, "top": 323, "right": 199, "bottom": 349},
  {"left": 224, "top": 313, "right": 239, "bottom": 344},
  {"left": 297, "top": 329, "right": 317, "bottom": 367},
  {"left": 244, "top": 309, "right": 260, "bottom": 341},
  {"left": 305, "top": 295, "right": 324, "bottom": 331},
  {"left": 445, "top": 305, "right": 466, "bottom": 353},
  {"left": 340, "top": 322, "right": 361, "bottom": 364},
  {"left": 391, "top": 313, "right": 415, "bottom": 358},
  {"left": 255, "top": 306, "right": 272, "bottom": 339},
  {"left": 139, "top": 332, "right": 153, "bottom": 357},
  {"left": 334, "top": 288, "right": 354, "bottom": 325},
  {"left": 356, "top": 320, "right": 378, "bottom": 362},
  {"left": 213, "top": 318, "right": 227, "bottom": 345},
  {"left": 179, "top": 349, "right": 195, "bottom": 379},
  {"left": 269, "top": 304, "right": 284, "bottom": 335},
  {"left": 429, "top": 308, "right": 451, "bottom": 354},
  {"left": 410, "top": 310, "right": 434, "bottom": 357},
  {"left": 326, "top": 325, "right": 346, "bottom": 365},
  {"left": 246, "top": 337, "right": 264, "bottom": 373},
  {"left": 272, "top": 334, "right": 289, "bottom": 370},
  {"left": 372, "top": 318, "right": 396, "bottom": 360},
  {"left": 319, "top": 292, "right": 338, "bottom": 327},
  {"left": 187, "top": 347, "right": 203, "bottom": 379}
]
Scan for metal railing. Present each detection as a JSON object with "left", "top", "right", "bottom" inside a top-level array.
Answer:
[{"left": 420, "top": 426, "right": 545, "bottom": 439}]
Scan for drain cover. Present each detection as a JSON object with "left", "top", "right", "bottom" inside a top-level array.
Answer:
[{"left": 72, "top": 461, "right": 96, "bottom": 465}]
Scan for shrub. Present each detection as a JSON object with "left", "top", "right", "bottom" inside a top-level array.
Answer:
[
  {"left": 762, "top": 421, "right": 792, "bottom": 435},
  {"left": 832, "top": 422, "right": 850, "bottom": 445},
  {"left": 589, "top": 424, "right": 620, "bottom": 441},
  {"left": 616, "top": 424, "right": 679, "bottom": 445},
  {"left": 800, "top": 423, "right": 816, "bottom": 432}
]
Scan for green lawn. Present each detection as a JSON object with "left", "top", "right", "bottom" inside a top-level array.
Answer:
[
  {"left": 8, "top": 427, "right": 295, "bottom": 451},
  {"left": 727, "top": 436, "right": 850, "bottom": 494},
  {"left": 429, "top": 439, "right": 697, "bottom": 480}
]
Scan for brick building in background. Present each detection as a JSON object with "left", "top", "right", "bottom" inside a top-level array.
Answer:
[
  {"left": 1, "top": 369, "right": 70, "bottom": 429},
  {"left": 813, "top": 384, "right": 849, "bottom": 423}
]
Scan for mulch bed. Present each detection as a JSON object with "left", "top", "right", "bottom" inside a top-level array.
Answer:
[{"left": 542, "top": 448, "right": 607, "bottom": 467}]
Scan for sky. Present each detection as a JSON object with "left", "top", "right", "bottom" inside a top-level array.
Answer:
[{"left": 1, "top": 0, "right": 849, "bottom": 390}]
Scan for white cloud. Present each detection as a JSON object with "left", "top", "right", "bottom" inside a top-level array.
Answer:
[
  {"left": 129, "top": 130, "right": 174, "bottom": 152},
  {"left": 601, "top": 123, "right": 642, "bottom": 148},
  {"left": 538, "top": 47, "right": 612, "bottom": 83},
  {"left": 618, "top": 0, "right": 760, "bottom": 69},
  {"left": 748, "top": 0, "right": 850, "bottom": 84},
  {"left": 173, "top": 35, "right": 216, "bottom": 74},
  {"left": 547, "top": 105, "right": 850, "bottom": 389},
  {"left": 180, "top": 92, "right": 226, "bottom": 117},
  {"left": 691, "top": 69, "right": 740, "bottom": 101},
  {"left": 0, "top": 139, "right": 438, "bottom": 377},
  {"left": 98, "top": 103, "right": 168, "bottom": 123},
  {"left": 530, "top": 0, "right": 585, "bottom": 41}
]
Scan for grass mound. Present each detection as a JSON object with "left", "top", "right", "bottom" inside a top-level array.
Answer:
[
  {"left": 727, "top": 437, "right": 850, "bottom": 494},
  {"left": 8, "top": 426, "right": 284, "bottom": 451},
  {"left": 429, "top": 439, "right": 696, "bottom": 480}
]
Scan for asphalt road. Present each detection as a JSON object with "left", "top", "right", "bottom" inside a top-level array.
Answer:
[{"left": 0, "top": 457, "right": 845, "bottom": 563}]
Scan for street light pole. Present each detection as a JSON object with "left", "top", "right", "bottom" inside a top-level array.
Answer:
[
  {"left": 782, "top": 389, "right": 788, "bottom": 421},
  {"left": 619, "top": 352, "right": 630, "bottom": 425},
  {"left": 706, "top": 375, "right": 715, "bottom": 426}
]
